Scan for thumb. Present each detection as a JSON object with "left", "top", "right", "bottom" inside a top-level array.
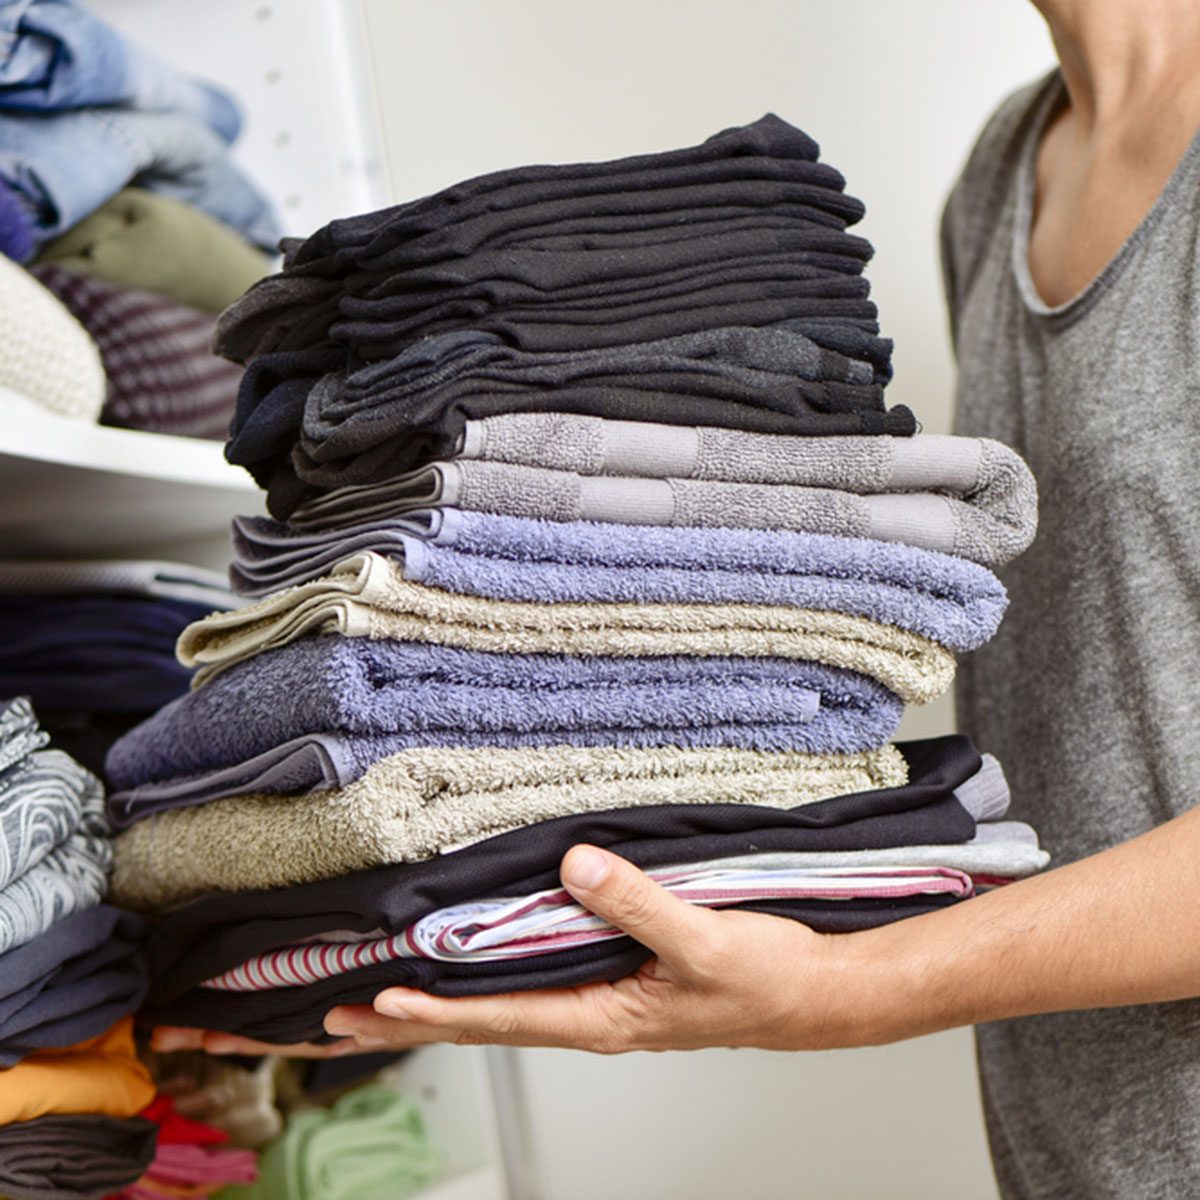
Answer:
[{"left": 560, "top": 845, "right": 713, "bottom": 967}]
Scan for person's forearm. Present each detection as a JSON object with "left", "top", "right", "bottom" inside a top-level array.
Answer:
[{"left": 826, "top": 804, "right": 1200, "bottom": 1047}]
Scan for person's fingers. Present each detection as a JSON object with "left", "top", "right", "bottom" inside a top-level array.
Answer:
[
  {"left": 351, "top": 984, "right": 631, "bottom": 1051},
  {"left": 199, "top": 1031, "right": 362, "bottom": 1058},
  {"left": 559, "top": 845, "right": 722, "bottom": 972},
  {"left": 149, "top": 1027, "right": 209, "bottom": 1053},
  {"left": 324, "top": 1005, "right": 453, "bottom": 1049}
]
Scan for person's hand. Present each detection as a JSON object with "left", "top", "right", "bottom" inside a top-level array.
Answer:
[
  {"left": 323, "top": 844, "right": 886, "bottom": 1054},
  {"left": 149, "top": 1021, "right": 457, "bottom": 1057}
]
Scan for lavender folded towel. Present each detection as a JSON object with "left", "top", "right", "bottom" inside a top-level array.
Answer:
[
  {"left": 229, "top": 513, "right": 1006, "bottom": 652},
  {"left": 105, "top": 637, "right": 903, "bottom": 818},
  {"left": 458, "top": 418, "right": 1038, "bottom": 566}
]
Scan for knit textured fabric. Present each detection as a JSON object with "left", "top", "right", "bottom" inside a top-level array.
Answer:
[
  {"left": 105, "top": 637, "right": 903, "bottom": 805},
  {"left": 229, "top": 512, "right": 1005, "bottom": 647},
  {"left": 30, "top": 263, "right": 242, "bottom": 439},
  {"left": 179, "top": 553, "right": 957, "bottom": 703},
  {"left": 216, "top": 1084, "right": 438, "bottom": 1200},
  {"left": 0, "top": 1114, "right": 158, "bottom": 1200},
  {"left": 459, "top": 418, "right": 1038, "bottom": 566},
  {"left": 110, "top": 743, "right": 908, "bottom": 910},
  {"left": 35, "top": 189, "right": 271, "bottom": 315},
  {"left": 0, "top": 256, "right": 103, "bottom": 419}
]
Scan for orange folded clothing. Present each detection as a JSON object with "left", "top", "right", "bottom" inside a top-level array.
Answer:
[{"left": 0, "top": 1017, "right": 154, "bottom": 1123}]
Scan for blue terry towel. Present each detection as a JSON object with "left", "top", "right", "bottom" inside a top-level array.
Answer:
[
  {"left": 229, "top": 511, "right": 1006, "bottom": 653},
  {"left": 104, "top": 637, "right": 904, "bottom": 822}
]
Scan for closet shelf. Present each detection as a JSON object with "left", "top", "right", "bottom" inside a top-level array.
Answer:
[{"left": 0, "top": 388, "right": 262, "bottom": 557}]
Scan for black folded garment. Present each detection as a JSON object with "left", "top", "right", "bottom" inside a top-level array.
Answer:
[
  {"left": 0, "top": 906, "right": 148, "bottom": 1066},
  {"left": 284, "top": 114, "right": 835, "bottom": 270},
  {"left": 0, "top": 1114, "right": 157, "bottom": 1200},
  {"left": 226, "top": 324, "right": 908, "bottom": 519},
  {"left": 139, "top": 737, "right": 980, "bottom": 1044},
  {"left": 0, "top": 594, "right": 209, "bottom": 714},
  {"left": 213, "top": 115, "right": 877, "bottom": 365}
]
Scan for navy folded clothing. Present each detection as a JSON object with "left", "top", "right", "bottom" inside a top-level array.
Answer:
[
  {"left": 0, "top": 906, "right": 147, "bottom": 1066},
  {"left": 0, "top": 594, "right": 210, "bottom": 713}
]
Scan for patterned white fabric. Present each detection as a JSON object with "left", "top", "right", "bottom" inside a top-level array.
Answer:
[
  {"left": 0, "top": 696, "right": 48, "bottom": 777},
  {"left": 202, "top": 862, "right": 974, "bottom": 992}
]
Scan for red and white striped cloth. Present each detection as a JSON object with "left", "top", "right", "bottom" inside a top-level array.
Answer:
[{"left": 201, "top": 862, "right": 974, "bottom": 993}]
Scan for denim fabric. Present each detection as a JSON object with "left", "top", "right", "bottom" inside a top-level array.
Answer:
[
  {"left": 0, "top": 0, "right": 237, "bottom": 133},
  {"left": 0, "top": 108, "right": 278, "bottom": 253}
]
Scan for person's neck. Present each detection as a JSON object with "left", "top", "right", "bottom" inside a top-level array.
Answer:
[{"left": 1033, "top": 0, "right": 1200, "bottom": 129}]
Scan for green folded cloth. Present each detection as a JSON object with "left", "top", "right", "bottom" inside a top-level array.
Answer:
[
  {"left": 35, "top": 189, "right": 272, "bottom": 314},
  {"left": 219, "top": 1084, "right": 440, "bottom": 1200}
]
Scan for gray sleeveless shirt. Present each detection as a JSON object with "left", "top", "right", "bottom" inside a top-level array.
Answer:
[{"left": 943, "top": 70, "right": 1200, "bottom": 1198}]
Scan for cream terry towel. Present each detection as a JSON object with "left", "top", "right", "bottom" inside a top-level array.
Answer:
[
  {"left": 111, "top": 743, "right": 908, "bottom": 911},
  {"left": 178, "top": 553, "right": 955, "bottom": 703}
]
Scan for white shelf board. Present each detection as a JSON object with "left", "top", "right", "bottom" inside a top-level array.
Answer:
[{"left": 0, "top": 390, "right": 262, "bottom": 557}]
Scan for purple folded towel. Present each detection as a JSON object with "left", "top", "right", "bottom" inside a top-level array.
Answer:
[{"left": 105, "top": 637, "right": 904, "bottom": 823}]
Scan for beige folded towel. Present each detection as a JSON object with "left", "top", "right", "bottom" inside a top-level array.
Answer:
[
  {"left": 178, "top": 553, "right": 955, "bottom": 703},
  {"left": 111, "top": 743, "right": 908, "bottom": 911}
]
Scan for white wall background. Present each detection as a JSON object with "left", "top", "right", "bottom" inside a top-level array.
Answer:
[{"left": 356, "top": 4, "right": 1054, "bottom": 1197}]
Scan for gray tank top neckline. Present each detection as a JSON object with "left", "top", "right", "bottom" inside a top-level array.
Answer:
[{"left": 1010, "top": 69, "right": 1200, "bottom": 328}]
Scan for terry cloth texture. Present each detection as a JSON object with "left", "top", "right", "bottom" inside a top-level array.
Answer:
[
  {"left": 0, "top": 559, "right": 239, "bottom": 609},
  {"left": 229, "top": 331, "right": 910, "bottom": 520},
  {"left": 459, "top": 418, "right": 1038, "bottom": 566},
  {"left": 0, "top": 749, "right": 112, "bottom": 956},
  {"left": 138, "top": 736, "right": 983, "bottom": 1041},
  {"left": 178, "top": 553, "right": 957, "bottom": 702},
  {"left": 0, "top": 255, "right": 103, "bottom": 418},
  {"left": 0, "top": 1018, "right": 155, "bottom": 1123},
  {"left": 0, "top": 905, "right": 147, "bottom": 1066},
  {"left": 286, "top": 457, "right": 1027, "bottom": 564},
  {"left": 228, "top": 513, "right": 1007, "bottom": 654},
  {"left": 110, "top": 743, "right": 909, "bottom": 910},
  {"left": 0, "top": 593, "right": 215, "bottom": 714},
  {"left": 0, "top": 1114, "right": 158, "bottom": 1200},
  {"left": 105, "top": 637, "right": 903, "bottom": 803},
  {"left": 209, "top": 831, "right": 1047, "bottom": 988},
  {"left": 30, "top": 263, "right": 243, "bottom": 440},
  {"left": 945, "top": 69, "right": 1200, "bottom": 1200},
  {"left": 217, "top": 1084, "right": 438, "bottom": 1200},
  {"left": 35, "top": 189, "right": 272, "bottom": 314}
]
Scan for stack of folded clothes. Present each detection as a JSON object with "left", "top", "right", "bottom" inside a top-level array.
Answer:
[
  {"left": 0, "top": 0, "right": 278, "bottom": 438},
  {"left": 102, "top": 116, "right": 1046, "bottom": 1045},
  {"left": 0, "top": 561, "right": 239, "bottom": 777},
  {"left": 0, "top": 696, "right": 158, "bottom": 1198}
]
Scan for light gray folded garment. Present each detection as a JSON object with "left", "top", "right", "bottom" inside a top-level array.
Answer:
[
  {"left": 288, "top": 446, "right": 1037, "bottom": 567},
  {"left": 0, "top": 748, "right": 90, "bottom": 892},
  {"left": 0, "top": 758, "right": 111, "bottom": 955},
  {"left": 954, "top": 753, "right": 1010, "bottom": 822},
  {"left": 657, "top": 822, "right": 1049, "bottom": 882},
  {"left": 460, "top": 419, "right": 1037, "bottom": 566},
  {"left": 0, "top": 560, "right": 240, "bottom": 609},
  {"left": 0, "top": 696, "right": 49, "bottom": 777}
]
